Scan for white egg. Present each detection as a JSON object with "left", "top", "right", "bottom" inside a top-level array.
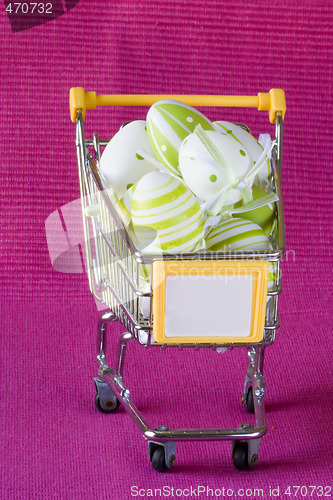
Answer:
[
  {"left": 99, "top": 120, "right": 157, "bottom": 198},
  {"left": 213, "top": 121, "right": 271, "bottom": 187},
  {"left": 179, "top": 131, "right": 253, "bottom": 205},
  {"left": 131, "top": 171, "right": 205, "bottom": 253}
]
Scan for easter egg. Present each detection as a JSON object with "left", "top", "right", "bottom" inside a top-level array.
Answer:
[
  {"left": 100, "top": 120, "right": 157, "bottom": 198},
  {"left": 213, "top": 121, "right": 271, "bottom": 187},
  {"left": 179, "top": 130, "right": 253, "bottom": 205},
  {"left": 232, "top": 185, "right": 276, "bottom": 235},
  {"left": 131, "top": 171, "right": 205, "bottom": 253},
  {"left": 205, "top": 218, "right": 271, "bottom": 252},
  {"left": 116, "top": 184, "right": 136, "bottom": 226},
  {"left": 146, "top": 100, "right": 214, "bottom": 176}
]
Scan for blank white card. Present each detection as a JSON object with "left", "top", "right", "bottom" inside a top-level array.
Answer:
[{"left": 164, "top": 274, "right": 254, "bottom": 338}]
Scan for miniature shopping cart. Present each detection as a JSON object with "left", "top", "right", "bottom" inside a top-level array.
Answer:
[{"left": 69, "top": 88, "right": 286, "bottom": 472}]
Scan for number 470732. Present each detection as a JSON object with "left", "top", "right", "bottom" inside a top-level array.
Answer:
[
  {"left": 6, "top": 3, "right": 53, "bottom": 14},
  {"left": 284, "top": 486, "right": 332, "bottom": 497}
]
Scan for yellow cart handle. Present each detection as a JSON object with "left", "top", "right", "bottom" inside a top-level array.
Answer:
[{"left": 70, "top": 87, "right": 286, "bottom": 124}]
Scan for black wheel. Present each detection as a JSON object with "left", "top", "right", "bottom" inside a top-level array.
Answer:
[
  {"left": 151, "top": 447, "right": 168, "bottom": 473},
  {"left": 94, "top": 393, "right": 120, "bottom": 413},
  {"left": 232, "top": 441, "right": 249, "bottom": 470},
  {"left": 246, "top": 386, "right": 255, "bottom": 414}
]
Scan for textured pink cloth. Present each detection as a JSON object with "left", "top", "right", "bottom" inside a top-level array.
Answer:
[{"left": 1, "top": 1, "right": 332, "bottom": 498}]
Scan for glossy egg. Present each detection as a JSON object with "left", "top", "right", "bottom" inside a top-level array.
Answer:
[
  {"left": 131, "top": 171, "right": 205, "bottom": 253},
  {"left": 213, "top": 121, "right": 271, "bottom": 187},
  {"left": 205, "top": 217, "right": 271, "bottom": 252},
  {"left": 146, "top": 100, "right": 214, "bottom": 176},
  {"left": 179, "top": 130, "right": 253, "bottom": 205},
  {"left": 100, "top": 120, "right": 157, "bottom": 198}
]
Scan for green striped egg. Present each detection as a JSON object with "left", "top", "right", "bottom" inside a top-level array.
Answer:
[
  {"left": 147, "top": 100, "right": 214, "bottom": 176},
  {"left": 131, "top": 171, "right": 205, "bottom": 252},
  {"left": 116, "top": 184, "right": 136, "bottom": 226},
  {"left": 205, "top": 217, "right": 271, "bottom": 252},
  {"left": 213, "top": 121, "right": 271, "bottom": 187}
]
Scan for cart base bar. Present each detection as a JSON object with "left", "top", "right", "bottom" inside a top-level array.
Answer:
[{"left": 98, "top": 370, "right": 267, "bottom": 442}]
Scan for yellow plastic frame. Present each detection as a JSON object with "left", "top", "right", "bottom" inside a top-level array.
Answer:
[
  {"left": 152, "top": 260, "right": 269, "bottom": 344},
  {"left": 70, "top": 87, "right": 286, "bottom": 124}
]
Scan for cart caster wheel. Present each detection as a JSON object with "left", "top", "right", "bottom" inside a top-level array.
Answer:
[
  {"left": 151, "top": 447, "right": 174, "bottom": 473},
  {"left": 246, "top": 386, "right": 255, "bottom": 414},
  {"left": 94, "top": 393, "right": 120, "bottom": 414},
  {"left": 232, "top": 442, "right": 249, "bottom": 470}
]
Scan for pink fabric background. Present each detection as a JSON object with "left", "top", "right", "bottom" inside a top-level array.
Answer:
[{"left": 1, "top": 1, "right": 332, "bottom": 498}]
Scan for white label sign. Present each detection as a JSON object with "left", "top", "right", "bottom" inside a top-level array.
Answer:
[{"left": 164, "top": 274, "right": 254, "bottom": 338}]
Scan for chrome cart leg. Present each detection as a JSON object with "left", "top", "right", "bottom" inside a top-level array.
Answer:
[
  {"left": 94, "top": 311, "right": 120, "bottom": 414},
  {"left": 114, "top": 331, "right": 134, "bottom": 379},
  {"left": 103, "top": 331, "right": 135, "bottom": 406},
  {"left": 94, "top": 322, "right": 135, "bottom": 415},
  {"left": 252, "top": 344, "right": 266, "bottom": 428},
  {"left": 96, "top": 310, "right": 117, "bottom": 369},
  {"left": 242, "top": 345, "right": 265, "bottom": 415},
  {"left": 234, "top": 345, "right": 266, "bottom": 470},
  {"left": 242, "top": 348, "right": 255, "bottom": 413}
]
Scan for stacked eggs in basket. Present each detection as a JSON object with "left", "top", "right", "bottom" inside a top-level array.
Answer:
[{"left": 99, "top": 100, "right": 278, "bottom": 256}]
